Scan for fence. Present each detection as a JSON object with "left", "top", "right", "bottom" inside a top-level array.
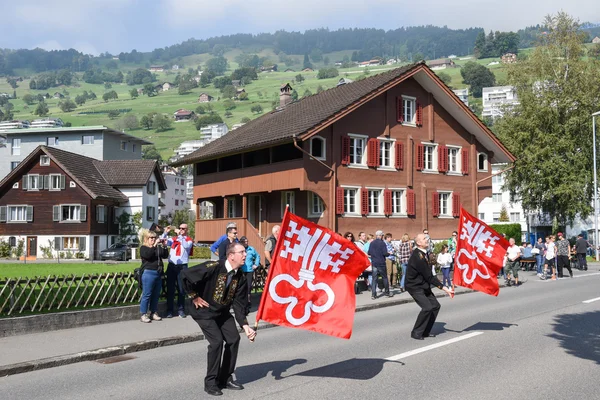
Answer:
[{"left": 0, "top": 267, "right": 268, "bottom": 317}]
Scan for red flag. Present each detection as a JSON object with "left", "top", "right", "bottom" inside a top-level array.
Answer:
[
  {"left": 453, "top": 207, "right": 509, "bottom": 296},
  {"left": 255, "top": 208, "right": 369, "bottom": 339}
]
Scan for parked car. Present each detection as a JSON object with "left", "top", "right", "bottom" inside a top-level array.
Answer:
[{"left": 100, "top": 243, "right": 131, "bottom": 261}]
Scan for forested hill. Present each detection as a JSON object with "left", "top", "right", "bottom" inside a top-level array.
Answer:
[{"left": 1, "top": 23, "right": 599, "bottom": 75}]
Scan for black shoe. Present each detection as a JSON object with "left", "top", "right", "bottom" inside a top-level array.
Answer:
[
  {"left": 204, "top": 387, "right": 223, "bottom": 396},
  {"left": 411, "top": 333, "right": 424, "bottom": 340},
  {"left": 570, "top": 272, "right": 573, "bottom": 278},
  {"left": 221, "top": 380, "right": 244, "bottom": 390},
  {"left": 385, "top": 292, "right": 394, "bottom": 298}
]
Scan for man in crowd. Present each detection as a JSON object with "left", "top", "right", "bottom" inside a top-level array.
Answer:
[
  {"left": 368, "top": 230, "right": 393, "bottom": 300},
  {"left": 210, "top": 222, "right": 237, "bottom": 258},
  {"left": 239, "top": 235, "right": 260, "bottom": 313},
  {"left": 181, "top": 242, "right": 256, "bottom": 396},
  {"left": 384, "top": 233, "right": 397, "bottom": 288},
  {"left": 161, "top": 224, "right": 194, "bottom": 318},
  {"left": 555, "top": 232, "right": 573, "bottom": 278},
  {"left": 505, "top": 238, "right": 521, "bottom": 287},
  {"left": 355, "top": 232, "right": 367, "bottom": 251},
  {"left": 218, "top": 226, "right": 238, "bottom": 261},
  {"left": 264, "top": 225, "right": 280, "bottom": 269},
  {"left": 575, "top": 234, "right": 589, "bottom": 271},
  {"left": 406, "top": 233, "right": 454, "bottom": 340}
]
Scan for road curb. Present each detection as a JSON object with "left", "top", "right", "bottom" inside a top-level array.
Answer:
[{"left": 0, "top": 286, "right": 487, "bottom": 377}]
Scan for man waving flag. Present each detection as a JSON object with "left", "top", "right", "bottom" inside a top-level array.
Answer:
[
  {"left": 255, "top": 208, "right": 369, "bottom": 339},
  {"left": 453, "top": 207, "right": 509, "bottom": 296}
]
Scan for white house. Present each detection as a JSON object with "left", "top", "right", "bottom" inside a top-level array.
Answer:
[
  {"left": 452, "top": 88, "right": 469, "bottom": 107},
  {"left": 199, "top": 123, "right": 229, "bottom": 141},
  {"left": 159, "top": 165, "right": 189, "bottom": 219},
  {"left": 30, "top": 118, "right": 64, "bottom": 129},
  {"left": 482, "top": 86, "right": 519, "bottom": 119}
]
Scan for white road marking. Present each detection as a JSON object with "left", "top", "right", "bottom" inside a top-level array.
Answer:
[
  {"left": 583, "top": 297, "right": 600, "bottom": 304},
  {"left": 528, "top": 272, "right": 600, "bottom": 282},
  {"left": 385, "top": 332, "right": 484, "bottom": 361}
]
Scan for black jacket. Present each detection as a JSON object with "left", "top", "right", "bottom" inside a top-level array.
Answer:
[
  {"left": 181, "top": 259, "right": 248, "bottom": 328},
  {"left": 368, "top": 239, "right": 389, "bottom": 267},
  {"left": 139, "top": 245, "right": 169, "bottom": 271},
  {"left": 405, "top": 248, "right": 444, "bottom": 291}
]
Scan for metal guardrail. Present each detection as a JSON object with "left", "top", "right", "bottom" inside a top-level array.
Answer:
[{"left": 0, "top": 267, "right": 269, "bottom": 317}]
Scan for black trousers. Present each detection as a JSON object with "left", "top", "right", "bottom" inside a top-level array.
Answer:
[
  {"left": 195, "top": 313, "right": 241, "bottom": 388},
  {"left": 557, "top": 255, "right": 572, "bottom": 277},
  {"left": 245, "top": 271, "right": 254, "bottom": 313},
  {"left": 577, "top": 253, "right": 588, "bottom": 270},
  {"left": 407, "top": 288, "right": 440, "bottom": 338}
]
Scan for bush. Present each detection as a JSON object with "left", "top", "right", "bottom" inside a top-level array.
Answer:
[
  {"left": 489, "top": 223, "right": 522, "bottom": 242},
  {"left": 0, "top": 240, "right": 11, "bottom": 258},
  {"left": 190, "top": 247, "right": 212, "bottom": 259}
]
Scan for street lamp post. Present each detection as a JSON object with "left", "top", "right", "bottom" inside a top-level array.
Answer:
[{"left": 593, "top": 111, "right": 600, "bottom": 261}]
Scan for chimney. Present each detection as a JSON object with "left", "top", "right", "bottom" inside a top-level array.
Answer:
[{"left": 280, "top": 83, "right": 293, "bottom": 108}]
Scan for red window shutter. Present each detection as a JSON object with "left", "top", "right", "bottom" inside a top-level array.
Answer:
[
  {"left": 452, "top": 193, "right": 460, "bottom": 217},
  {"left": 407, "top": 189, "right": 416, "bottom": 216},
  {"left": 461, "top": 148, "right": 469, "bottom": 175},
  {"left": 416, "top": 101, "right": 423, "bottom": 127},
  {"left": 361, "top": 188, "right": 369, "bottom": 215},
  {"left": 397, "top": 97, "right": 404, "bottom": 123},
  {"left": 336, "top": 187, "right": 344, "bottom": 214},
  {"left": 416, "top": 144, "right": 424, "bottom": 171},
  {"left": 367, "top": 138, "right": 379, "bottom": 167},
  {"left": 383, "top": 189, "right": 392, "bottom": 216},
  {"left": 395, "top": 142, "right": 404, "bottom": 170},
  {"left": 432, "top": 191, "right": 440, "bottom": 217},
  {"left": 341, "top": 136, "right": 350, "bottom": 165},
  {"left": 437, "top": 145, "right": 447, "bottom": 173}
]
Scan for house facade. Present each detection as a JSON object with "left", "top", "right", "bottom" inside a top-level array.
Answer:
[
  {"left": 173, "top": 62, "right": 515, "bottom": 257},
  {"left": 452, "top": 88, "right": 469, "bottom": 107},
  {"left": 482, "top": 86, "right": 519, "bottom": 119},
  {"left": 0, "top": 146, "right": 166, "bottom": 260},
  {"left": 159, "top": 165, "right": 190, "bottom": 219},
  {"left": 0, "top": 126, "right": 152, "bottom": 180},
  {"left": 198, "top": 93, "right": 214, "bottom": 103},
  {"left": 428, "top": 59, "right": 455, "bottom": 70},
  {"left": 199, "top": 123, "right": 229, "bottom": 141}
]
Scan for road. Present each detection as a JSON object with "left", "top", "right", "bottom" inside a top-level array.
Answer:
[{"left": 3, "top": 271, "right": 600, "bottom": 400}]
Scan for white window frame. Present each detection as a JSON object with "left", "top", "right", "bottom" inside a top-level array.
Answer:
[
  {"left": 389, "top": 188, "right": 407, "bottom": 216},
  {"left": 348, "top": 133, "right": 367, "bottom": 168},
  {"left": 378, "top": 138, "right": 396, "bottom": 170},
  {"left": 281, "top": 191, "right": 295, "bottom": 217},
  {"left": 82, "top": 135, "right": 94, "bottom": 145},
  {"left": 10, "top": 161, "right": 19, "bottom": 170},
  {"left": 366, "top": 187, "right": 384, "bottom": 216},
  {"left": 478, "top": 212, "right": 485, "bottom": 220},
  {"left": 7, "top": 205, "right": 28, "bottom": 222},
  {"left": 308, "top": 192, "right": 324, "bottom": 218},
  {"left": 11, "top": 138, "right": 21, "bottom": 156},
  {"left": 146, "top": 206, "right": 155, "bottom": 221},
  {"left": 402, "top": 95, "right": 416, "bottom": 126},
  {"left": 62, "top": 237, "right": 80, "bottom": 251},
  {"left": 28, "top": 174, "right": 41, "bottom": 191},
  {"left": 492, "top": 212, "right": 501, "bottom": 222},
  {"left": 227, "top": 197, "right": 236, "bottom": 218},
  {"left": 478, "top": 153, "right": 488, "bottom": 172},
  {"left": 438, "top": 191, "right": 453, "bottom": 217},
  {"left": 97, "top": 205, "right": 106, "bottom": 223},
  {"left": 492, "top": 174, "right": 503, "bottom": 185},
  {"left": 120, "top": 141, "right": 127, "bottom": 151},
  {"left": 49, "top": 174, "right": 62, "bottom": 191},
  {"left": 309, "top": 136, "right": 326, "bottom": 161},
  {"left": 61, "top": 204, "right": 81, "bottom": 222},
  {"left": 40, "top": 155, "right": 50, "bottom": 166},
  {"left": 446, "top": 145, "right": 462, "bottom": 175},
  {"left": 47, "top": 137, "right": 59, "bottom": 146},
  {"left": 423, "top": 143, "right": 438, "bottom": 172},
  {"left": 510, "top": 212, "right": 520, "bottom": 222},
  {"left": 492, "top": 193, "right": 503, "bottom": 203},
  {"left": 341, "top": 186, "right": 360, "bottom": 217}
]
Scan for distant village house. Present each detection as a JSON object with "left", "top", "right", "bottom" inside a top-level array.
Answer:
[
  {"left": 427, "top": 59, "right": 455, "bottom": 70},
  {"left": 198, "top": 93, "right": 214, "bottom": 103}
]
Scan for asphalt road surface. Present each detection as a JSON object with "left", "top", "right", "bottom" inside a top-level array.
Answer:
[{"left": 3, "top": 271, "right": 600, "bottom": 400}]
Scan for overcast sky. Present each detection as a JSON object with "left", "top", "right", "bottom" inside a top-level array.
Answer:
[{"left": 1, "top": 0, "right": 598, "bottom": 55}]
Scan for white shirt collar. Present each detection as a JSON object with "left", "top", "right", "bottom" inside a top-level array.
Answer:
[
  {"left": 418, "top": 247, "right": 428, "bottom": 254},
  {"left": 225, "top": 260, "right": 234, "bottom": 274}
]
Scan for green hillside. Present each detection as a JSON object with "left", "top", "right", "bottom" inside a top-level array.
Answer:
[{"left": 0, "top": 51, "right": 511, "bottom": 161}]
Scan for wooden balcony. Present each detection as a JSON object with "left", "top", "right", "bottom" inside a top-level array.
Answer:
[{"left": 195, "top": 218, "right": 266, "bottom": 260}]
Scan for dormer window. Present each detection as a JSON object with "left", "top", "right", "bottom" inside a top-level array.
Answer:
[
  {"left": 40, "top": 156, "right": 50, "bottom": 166},
  {"left": 310, "top": 136, "right": 326, "bottom": 160}
]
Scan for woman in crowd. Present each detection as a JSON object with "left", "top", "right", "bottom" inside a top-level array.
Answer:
[
  {"left": 139, "top": 228, "right": 169, "bottom": 323},
  {"left": 362, "top": 234, "right": 375, "bottom": 289},
  {"left": 344, "top": 232, "right": 356, "bottom": 243},
  {"left": 533, "top": 237, "right": 546, "bottom": 277},
  {"left": 397, "top": 233, "right": 412, "bottom": 293},
  {"left": 437, "top": 244, "right": 453, "bottom": 288}
]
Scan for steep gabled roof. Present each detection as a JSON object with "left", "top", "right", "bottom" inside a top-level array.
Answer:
[
  {"left": 94, "top": 160, "right": 167, "bottom": 190},
  {"left": 173, "top": 62, "right": 515, "bottom": 166}
]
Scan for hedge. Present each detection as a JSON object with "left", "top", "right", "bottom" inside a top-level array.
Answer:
[{"left": 489, "top": 223, "right": 522, "bottom": 241}]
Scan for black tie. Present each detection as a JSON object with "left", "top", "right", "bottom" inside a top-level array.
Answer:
[{"left": 226, "top": 271, "right": 234, "bottom": 288}]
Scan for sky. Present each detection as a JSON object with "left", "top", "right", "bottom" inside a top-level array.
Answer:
[{"left": 0, "top": 0, "right": 598, "bottom": 55}]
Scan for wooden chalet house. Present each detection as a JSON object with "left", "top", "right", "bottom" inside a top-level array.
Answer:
[
  {"left": 173, "top": 62, "right": 515, "bottom": 256},
  {"left": 0, "top": 146, "right": 166, "bottom": 260}
]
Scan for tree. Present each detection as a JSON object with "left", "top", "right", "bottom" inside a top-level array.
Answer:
[
  {"left": 205, "top": 56, "right": 228, "bottom": 76},
  {"left": 126, "top": 68, "right": 154, "bottom": 85},
  {"left": 250, "top": 104, "right": 263, "bottom": 114},
  {"left": 323, "top": 56, "right": 330, "bottom": 65},
  {"left": 74, "top": 94, "right": 86, "bottom": 105},
  {"left": 29, "top": 79, "right": 36, "bottom": 89},
  {"left": 317, "top": 68, "right": 339, "bottom": 79},
  {"left": 221, "top": 85, "right": 236, "bottom": 99},
  {"left": 310, "top": 48, "right": 323, "bottom": 62},
  {"left": 140, "top": 115, "right": 153, "bottom": 130},
  {"left": 129, "top": 88, "right": 139, "bottom": 99},
  {"left": 108, "top": 110, "right": 120, "bottom": 119},
  {"left": 224, "top": 110, "right": 233, "bottom": 118},
  {"left": 473, "top": 31, "right": 486, "bottom": 58},
  {"left": 6, "top": 77, "right": 18, "bottom": 89},
  {"left": 143, "top": 83, "right": 157, "bottom": 97},
  {"left": 316, "top": 85, "right": 324, "bottom": 93},
  {"left": 460, "top": 61, "right": 495, "bottom": 97},
  {"left": 291, "top": 89, "right": 298, "bottom": 100},
  {"left": 142, "top": 145, "right": 162, "bottom": 161},
  {"left": 34, "top": 101, "right": 49, "bottom": 116},
  {"left": 295, "top": 74, "right": 305, "bottom": 83},
  {"left": 195, "top": 114, "right": 224, "bottom": 130},
  {"left": 303, "top": 88, "right": 312, "bottom": 97},
  {"left": 121, "top": 114, "right": 138, "bottom": 130},
  {"left": 223, "top": 99, "right": 236, "bottom": 110},
  {"left": 22, "top": 94, "right": 35, "bottom": 105},
  {"left": 237, "top": 92, "right": 248, "bottom": 101},
  {"left": 58, "top": 99, "right": 77, "bottom": 112},
  {"left": 499, "top": 205, "right": 510, "bottom": 222},
  {"left": 303, "top": 53, "right": 313, "bottom": 70},
  {"left": 178, "top": 80, "right": 192, "bottom": 95},
  {"left": 104, "top": 82, "right": 112, "bottom": 89},
  {"left": 437, "top": 72, "right": 452, "bottom": 87},
  {"left": 195, "top": 105, "right": 206, "bottom": 114},
  {"left": 213, "top": 76, "right": 232, "bottom": 89},
  {"left": 153, "top": 114, "right": 172, "bottom": 132},
  {"left": 240, "top": 117, "right": 251, "bottom": 123},
  {"left": 102, "top": 90, "right": 118, "bottom": 102},
  {"left": 495, "top": 12, "right": 600, "bottom": 225},
  {"left": 589, "top": 43, "right": 600, "bottom": 60}
]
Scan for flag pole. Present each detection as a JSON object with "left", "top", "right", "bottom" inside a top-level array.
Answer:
[{"left": 252, "top": 206, "right": 290, "bottom": 340}]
